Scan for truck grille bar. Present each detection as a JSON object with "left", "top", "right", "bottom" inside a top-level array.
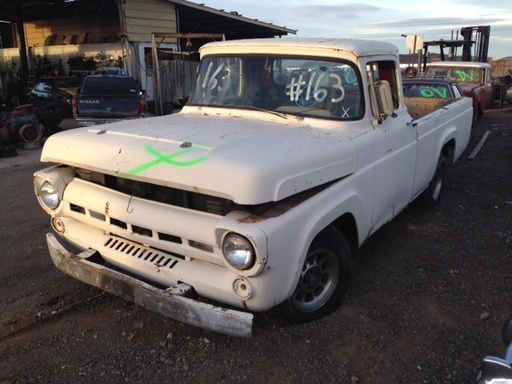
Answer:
[{"left": 104, "top": 236, "right": 180, "bottom": 269}]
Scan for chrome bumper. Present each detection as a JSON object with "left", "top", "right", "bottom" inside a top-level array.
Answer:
[{"left": 46, "top": 233, "right": 253, "bottom": 338}]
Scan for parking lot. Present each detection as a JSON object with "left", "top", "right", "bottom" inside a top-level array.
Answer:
[{"left": 1, "top": 109, "right": 511, "bottom": 383}]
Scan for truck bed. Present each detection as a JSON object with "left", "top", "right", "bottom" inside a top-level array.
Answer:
[{"left": 404, "top": 96, "right": 453, "bottom": 120}]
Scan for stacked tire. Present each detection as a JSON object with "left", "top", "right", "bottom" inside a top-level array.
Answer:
[{"left": 18, "top": 123, "right": 43, "bottom": 149}]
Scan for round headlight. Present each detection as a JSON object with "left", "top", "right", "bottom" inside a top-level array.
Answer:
[
  {"left": 222, "top": 234, "right": 255, "bottom": 270},
  {"left": 40, "top": 181, "right": 60, "bottom": 209}
]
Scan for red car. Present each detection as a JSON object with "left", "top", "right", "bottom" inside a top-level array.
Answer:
[{"left": 425, "top": 62, "right": 493, "bottom": 125}]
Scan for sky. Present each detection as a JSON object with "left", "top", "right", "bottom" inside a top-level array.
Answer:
[{"left": 200, "top": 0, "right": 512, "bottom": 59}]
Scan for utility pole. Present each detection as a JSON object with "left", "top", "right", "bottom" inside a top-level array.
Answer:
[{"left": 14, "top": 1, "right": 29, "bottom": 84}]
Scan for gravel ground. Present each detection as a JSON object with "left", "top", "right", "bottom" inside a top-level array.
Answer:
[{"left": 0, "top": 108, "right": 511, "bottom": 383}]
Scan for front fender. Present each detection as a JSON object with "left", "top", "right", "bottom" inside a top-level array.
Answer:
[{"left": 245, "top": 180, "right": 372, "bottom": 308}]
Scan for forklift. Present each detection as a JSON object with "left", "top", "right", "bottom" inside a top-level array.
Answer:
[{"left": 421, "top": 25, "right": 491, "bottom": 71}]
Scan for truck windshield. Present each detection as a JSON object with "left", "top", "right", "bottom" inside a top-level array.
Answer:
[
  {"left": 189, "top": 56, "right": 363, "bottom": 120},
  {"left": 427, "top": 66, "right": 482, "bottom": 85}
]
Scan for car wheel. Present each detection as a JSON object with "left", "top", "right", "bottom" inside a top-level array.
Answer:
[
  {"left": 415, "top": 154, "right": 445, "bottom": 208},
  {"left": 472, "top": 103, "right": 483, "bottom": 127},
  {"left": 284, "top": 226, "right": 352, "bottom": 323},
  {"left": 472, "top": 106, "right": 478, "bottom": 127},
  {"left": 18, "top": 123, "right": 42, "bottom": 143}
]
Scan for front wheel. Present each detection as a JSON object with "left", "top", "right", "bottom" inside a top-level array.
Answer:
[{"left": 283, "top": 226, "right": 352, "bottom": 323}]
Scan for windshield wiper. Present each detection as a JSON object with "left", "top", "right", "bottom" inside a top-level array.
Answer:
[{"left": 241, "top": 105, "right": 291, "bottom": 120}]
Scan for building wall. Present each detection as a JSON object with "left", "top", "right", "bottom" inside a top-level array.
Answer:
[
  {"left": 23, "top": 9, "right": 120, "bottom": 47},
  {"left": 123, "top": 0, "right": 177, "bottom": 43},
  {"left": 0, "top": 0, "right": 178, "bottom": 103},
  {"left": 18, "top": 0, "right": 176, "bottom": 48}
]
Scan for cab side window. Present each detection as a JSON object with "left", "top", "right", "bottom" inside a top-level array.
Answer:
[{"left": 366, "top": 60, "right": 399, "bottom": 109}]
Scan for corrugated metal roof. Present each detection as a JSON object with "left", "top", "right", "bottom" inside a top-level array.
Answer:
[
  {"left": 170, "top": 0, "right": 296, "bottom": 38},
  {"left": 0, "top": 0, "right": 296, "bottom": 39}
]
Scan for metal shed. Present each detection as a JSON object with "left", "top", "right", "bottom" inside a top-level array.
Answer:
[{"left": 0, "top": 0, "right": 296, "bottom": 106}]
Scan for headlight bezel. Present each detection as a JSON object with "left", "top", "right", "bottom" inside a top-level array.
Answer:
[
  {"left": 222, "top": 233, "right": 256, "bottom": 271},
  {"left": 34, "top": 166, "right": 76, "bottom": 212},
  {"left": 39, "top": 180, "right": 61, "bottom": 210}
]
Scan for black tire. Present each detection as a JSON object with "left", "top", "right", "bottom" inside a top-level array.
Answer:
[
  {"left": 52, "top": 107, "right": 63, "bottom": 126},
  {"left": 0, "top": 126, "right": 11, "bottom": 145},
  {"left": 415, "top": 155, "right": 445, "bottom": 208},
  {"left": 43, "top": 107, "right": 63, "bottom": 131},
  {"left": 284, "top": 226, "right": 352, "bottom": 323},
  {"left": 472, "top": 103, "right": 482, "bottom": 128},
  {"left": 502, "top": 317, "right": 512, "bottom": 346}
]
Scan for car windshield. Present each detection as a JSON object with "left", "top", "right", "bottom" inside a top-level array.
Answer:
[
  {"left": 403, "top": 83, "right": 452, "bottom": 99},
  {"left": 189, "top": 55, "right": 363, "bottom": 120}
]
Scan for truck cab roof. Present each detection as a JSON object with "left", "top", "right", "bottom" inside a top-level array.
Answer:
[
  {"left": 427, "top": 61, "right": 491, "bottom": 69},
  {"left": 199, "top": 38, "right": 399, "bottom": 58}
]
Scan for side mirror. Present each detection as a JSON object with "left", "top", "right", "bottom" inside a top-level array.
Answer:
[
  {"left": 370, "top": 80, "right": 394, "bottom": 124},
  {"left": 178, "top": 96, "right": 189, "bottom": 106}
]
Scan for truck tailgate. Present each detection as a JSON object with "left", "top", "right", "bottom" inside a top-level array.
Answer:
[{"left": 77, "top": 95, "right": 140, "bottom": 118}]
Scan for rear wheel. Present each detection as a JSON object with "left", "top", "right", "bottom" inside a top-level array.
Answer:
[
  {"left": 415, "top": 154, "right": 445, "bottom": 208},
  {"left": 472, "top": 103, "right": 482, "bottom": 127},
  {"left": 284, "top": 226, "right": 352, "bottom": 323}
]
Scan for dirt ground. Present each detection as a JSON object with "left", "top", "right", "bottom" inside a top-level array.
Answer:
[{"left": 0, "top": 107, "right": 511, "bottom": 384}]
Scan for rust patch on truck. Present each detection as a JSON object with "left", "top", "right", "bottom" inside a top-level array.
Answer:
[
  {"left": 236, "top": 182, "right": 334, "bottom": 223},
  {"left": 237, "top": 214, "right": 266, "bottom": 224}
]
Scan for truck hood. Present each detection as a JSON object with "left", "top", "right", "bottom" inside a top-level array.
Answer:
[{"left": 41, "top": 108, "right": 359, "bottom": 204}]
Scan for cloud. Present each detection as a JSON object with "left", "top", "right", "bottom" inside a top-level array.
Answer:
[
  {"left": 201, "top": 0, "right": 512, "bottom": 57},
  {"left": 363, "top": 17, "right": 505, "bottom": 30},
  {"left": 441, "top": 0, "right": 509, "bottom": 7},
  {"left": 289, "top": 3, "right": 381, "bottom": 20}
]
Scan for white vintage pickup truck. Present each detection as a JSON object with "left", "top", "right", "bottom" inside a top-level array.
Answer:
[{"left": 34, "top": 38, "right": 473, "bottom": 337}]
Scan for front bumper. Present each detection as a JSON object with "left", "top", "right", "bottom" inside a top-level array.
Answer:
[{"left": 47, "top": 233, "right": 253, "bottom": 338}]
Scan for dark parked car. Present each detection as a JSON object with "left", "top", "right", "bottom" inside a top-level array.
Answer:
[
  {"left": 72, "top": 75, "right": 145, "bottom": 127},
  {"left": 29, "top": 77, "right": 82, "bottom": 117}
]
